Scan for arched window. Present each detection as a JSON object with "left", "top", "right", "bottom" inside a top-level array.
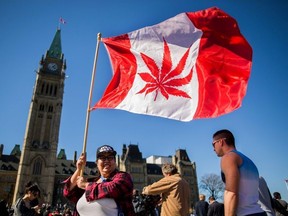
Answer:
[
  {"left": 39, "top": 104, "right": 45, "bottom": 111},
  {"left": 49, "top": 85, "right": 53, "bottom": 95},
  {"left": 45, "top": 83, "right": 49, "bottom": 94},
  {"left": 32, "top": 157, "right": 42, "bottom": 175},
  {"left": 48, "top": 105, "right": 53, "bottom": 112},
  {"left": 54, "top": 85, "right": 58, "bottom": 96},
  {"left": 41, "top": 82, "right": 45, "bottom": 94}
]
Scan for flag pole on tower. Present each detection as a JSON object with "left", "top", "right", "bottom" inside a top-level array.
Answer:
[{"left": 58, "top": 17, "right": 66, "bottom": 29}]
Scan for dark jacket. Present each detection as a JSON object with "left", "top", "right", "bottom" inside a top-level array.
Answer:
[
  {"left": 207, "top": 201, "right": 224, "bottom": 216},
  {"left": 195, "top": 200, "right": 209, "bottom": 216}
]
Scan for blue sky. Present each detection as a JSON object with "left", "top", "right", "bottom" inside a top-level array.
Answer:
[{"left": 1, "top": 0, "right": 287, "bottom": 201}]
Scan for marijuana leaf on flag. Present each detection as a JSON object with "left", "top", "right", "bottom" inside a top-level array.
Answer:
[
  {"left": 92, "top": 7, "right": 253, "bottom": 122},
  {"left": 137, "top": 38, "right": 193, "bottom": 101}
]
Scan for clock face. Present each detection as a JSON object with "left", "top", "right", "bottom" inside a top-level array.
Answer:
[{"left": 48, "top": 63, "right": 58, "bottom": 71}]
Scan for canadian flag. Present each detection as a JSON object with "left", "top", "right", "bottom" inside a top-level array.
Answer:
[
  {"left": 59, "top": 17, "right": 66, "bottom": 24},
  {"left": 93, "top": 7, "right": 252, "bottom": 121}
]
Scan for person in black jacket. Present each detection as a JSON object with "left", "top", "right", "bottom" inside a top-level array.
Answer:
[
  {"left": 207, "top": 196, "right": 224, "bottom": 216},
  {"left": 195, "top": 194, "right": 209, "bottom": 216},
  {"left": 0, "top": 199, "right": 9, "bottom": 216}
]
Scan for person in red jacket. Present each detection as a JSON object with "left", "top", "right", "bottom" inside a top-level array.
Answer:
[{"left": 63, "top": 145, "right": 135, "bottom": 216}]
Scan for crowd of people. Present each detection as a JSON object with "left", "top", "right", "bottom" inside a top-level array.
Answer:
[
  {"left": 1, "top": 130, "right": 288, "bottom": 216},
  {"left": 0, "top": 200, "right": 72, "bottom": 216}
]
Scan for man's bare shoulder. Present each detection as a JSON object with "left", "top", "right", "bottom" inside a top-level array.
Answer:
[{"left": 221, "top": 151, "right": 242, "bottom": 168}]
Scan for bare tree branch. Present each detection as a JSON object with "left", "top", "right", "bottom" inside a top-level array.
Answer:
[{"left": 199, "top": 173, "right": 224, "bottom": 200}]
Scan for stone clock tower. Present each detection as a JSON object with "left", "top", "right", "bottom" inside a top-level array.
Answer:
[{"left": 13, "top": 28, "right": 66, "bottom": 204}]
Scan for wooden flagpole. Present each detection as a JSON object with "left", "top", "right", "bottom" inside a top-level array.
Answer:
[{"left": 80, "top": 33, "right": 102, "bottom": 176}]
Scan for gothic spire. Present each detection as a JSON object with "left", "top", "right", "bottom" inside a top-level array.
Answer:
[{"left": 47, "top": 29, "right": 62, "bottom": 59}]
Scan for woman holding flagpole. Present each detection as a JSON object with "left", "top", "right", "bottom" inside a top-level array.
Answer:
[{"left": 63, "top": 145, "right": 135, "bottom": 216}]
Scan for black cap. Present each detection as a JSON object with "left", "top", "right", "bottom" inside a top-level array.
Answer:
[{"left": 96, "top": 145, "right": 116, "bottom": 158}]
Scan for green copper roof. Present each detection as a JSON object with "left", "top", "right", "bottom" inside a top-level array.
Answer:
[
  {"left": 47, "top": 29, "right": 62, "bottom": 59},
  {"left": 11, "top": 144, "right": 21, "bottom": 157},
  {"left": 57, "top": 148, "right": 67, "bottom": 159}
]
